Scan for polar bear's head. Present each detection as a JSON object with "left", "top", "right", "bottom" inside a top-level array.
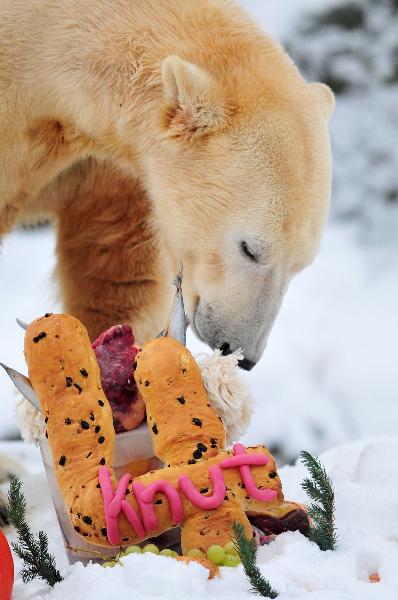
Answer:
[{"left": 147, "top": 54, "right": 334, "bottom": 369}]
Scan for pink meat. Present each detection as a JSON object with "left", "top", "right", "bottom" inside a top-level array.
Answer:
[{"left": 92, "top": 325, "right": 145, "bottom": 433}]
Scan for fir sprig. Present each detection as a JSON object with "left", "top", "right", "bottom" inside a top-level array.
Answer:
[
  {"left": 7, "top": 475, "right": 63, "bottom": 587},
  {"left": 300, "top": 450, "right": 337, "bottom": 551},
  {"left": 232, "top": 521, "right": 278, "bottom": 598}
]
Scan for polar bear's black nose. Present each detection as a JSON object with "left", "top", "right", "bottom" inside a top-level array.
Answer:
[
  {"left": 220, "top": 342, "right": 233, "bottom": 356},
  {"left": 220, "top": 343, "right": 256, "bottom": 370},
  {"left": 238, "top": 357, "right": 256, "bottom": 371}
]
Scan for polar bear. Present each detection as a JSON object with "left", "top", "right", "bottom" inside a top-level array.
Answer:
[{"left": 0, "top": 0, "right": 334, "bottom": 369}]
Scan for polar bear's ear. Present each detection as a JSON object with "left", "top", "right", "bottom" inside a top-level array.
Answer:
[
  {"left": 308, "top": 82, "right": 335, "bottom": 118},
  {"left": 161, "top": 55, "right": 227, "bottom": 141}
]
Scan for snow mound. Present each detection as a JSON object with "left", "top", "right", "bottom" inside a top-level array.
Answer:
[{"left": 2, "top": 436, "right": 398, "bottom": 599}]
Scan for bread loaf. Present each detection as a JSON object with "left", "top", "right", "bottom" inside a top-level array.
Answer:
[{"left": 24, "top": 314, "right": 305, "bottom": 553}]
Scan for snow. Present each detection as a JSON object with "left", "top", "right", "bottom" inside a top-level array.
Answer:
[
  {"left": 331, "top": 87, "right": 398, "bottom": 243},
  {"left": 239, "top": 0, "right": 339, "bottom": 37},
  {"left": 2, "top": 437, "right": 398, "bottom": 599},
  {"left": 0, "top": 228, "right": 59, "bottom": 439}
]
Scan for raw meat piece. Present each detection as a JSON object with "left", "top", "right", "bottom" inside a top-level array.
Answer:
[{"left": 92, "top": 325, "right": 145, "bottom": 433}]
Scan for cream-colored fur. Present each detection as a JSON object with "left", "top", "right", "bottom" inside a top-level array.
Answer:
[{"left": 0, "top": 0, "right": 334, "bottom": 365}]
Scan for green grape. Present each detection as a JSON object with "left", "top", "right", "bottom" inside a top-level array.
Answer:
[
  {"left": 142, "top": 543, "right": 160, "bottom": 554},
  {"left": 101, "top": 561, "right": 117, "bottom": 568},
  {"left": 187, "top": 548, "right": 204, "bottom": 558},
  {"left": 224, "top": 541, "right": 239, "bottom": 556},
  {"left": 159, "top": 548, "right": 175, "bottom": 557},
  {"left": 123, "top": 545, "right": 142, "bottom": 555},
  {"left": 223, "top": 554, "right": 241, "bottom": 567},
  {"left": 206, "top": 545, "right": 226, "bottom": 565},
  {"left": 169, "top": 550, "right": 179, "bottom": 558}
]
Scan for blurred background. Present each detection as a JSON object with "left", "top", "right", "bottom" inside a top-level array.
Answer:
[{"left": 0, "top": 0, "right": 397, "bottom": 464}]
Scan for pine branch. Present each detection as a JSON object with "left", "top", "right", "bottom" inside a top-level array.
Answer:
[
  {"left": 232, "top": 522, "right": 278, "bottom": 598},
  {"left": 7, "top": 476, "right": 63, "bottom": 587},
  {"left": 301, "top": 479, "right": 325, "bottom": 504},
  {"left": 300, "top": 451, "right": 337, "bottom": 551}
]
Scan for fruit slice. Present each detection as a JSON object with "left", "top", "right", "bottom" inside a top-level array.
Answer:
[
  {"left": 224, "top": 541, "right": 239, "bottom": 556},
  {"left": 101, "top": 561, "right": 117, "bottom": 568},
  {"left": 187, "top": 548, "right": 204, "bottom": 558},
  {"left": 206, "top": 545, "right": 226, "bottom": 565},
  {"left": 123, "top": 545, "right": 142, "bottom": 555},
  {"left": 159, "top": 549, "right": 175, "bottom": 557},
  {"left": 142, "top": 543, "right": 159, "bottom": 554},
  {"left": 0, "top": 530, "right": 14, "bottom": 600},
  {"left": 223, "top": 554, "right": 241, "bottom": 567}
]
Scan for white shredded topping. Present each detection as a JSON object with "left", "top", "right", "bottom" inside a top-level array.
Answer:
[
  {"left": 197, "top": 349, "right": 252, "bottom": 445},
  {"left": 14, "top": 391, "right": 46, "bottom": 444}
]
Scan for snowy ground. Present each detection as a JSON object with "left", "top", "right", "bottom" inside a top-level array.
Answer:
[{"left": 2, "top": 436, "right": 398, "bottom": 600}]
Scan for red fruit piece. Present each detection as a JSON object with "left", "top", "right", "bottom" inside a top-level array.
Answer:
[
  {"left": 0, "top": 529, "right": 14, "bottom": 600},
  {"left": 92, "top": 325, "right": 145, "bottom": 433}
]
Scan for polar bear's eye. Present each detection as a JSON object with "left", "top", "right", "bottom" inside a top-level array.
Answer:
[{"left": 240, "top": 241, "right": 259, "bottom": 263}]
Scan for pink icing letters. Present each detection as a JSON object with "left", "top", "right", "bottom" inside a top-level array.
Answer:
[
  {"left": 99, "top": 467, "right": 145, "bottom": 544},
  {"left": 133, "top": 480, "right": 185, "bottom": 532},
  {"left": 98, "top": 444, "right": 277, "bottom": 545},
  {"left": 178, "top": 465, "right": 226, "bottom": 509},
  {"left": 132, "top": 481, "right": 158, "bottom": 532},
  {"left": 108, "top": 473, "right": 130, "bottom": 518},
  {"left": 121, "top": 500, "right": 147, "bottom": 537},
  {"left": 219, "top": 453, "right": 269, "bottom": 468},
  {"left": 140, "top": 481, "right": 184, "bottom": 526},
  {"left": 220, "top": 443, "right": 277, "bottom": 502}
]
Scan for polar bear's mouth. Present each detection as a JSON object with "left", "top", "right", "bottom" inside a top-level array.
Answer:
[
  {"left": 191, "top": 296, "right": 205, "bottom": 343},
  {"left": 192, "top": 300, "right": 257, "bottom": 371}
]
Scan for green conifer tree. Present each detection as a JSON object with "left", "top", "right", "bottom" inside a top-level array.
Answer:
[
  {"left": 300, "top": 450, "right": 337, "bottom": 551},
  {"left": 232, "top": 521, "right": 278, "bottom": 598},
  {"left": 7, "top": 476, "right": 63, "bottom": 587}
]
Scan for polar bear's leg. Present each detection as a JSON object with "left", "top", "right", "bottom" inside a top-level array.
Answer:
[
  {"left": 0, "top": 204, "right": 20, "bottom": 239},
  {"left": 55, "top": 158, "right": 172, "bottom": 344}
]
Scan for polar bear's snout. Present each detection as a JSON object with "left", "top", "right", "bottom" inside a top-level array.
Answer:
[{"left": 192, "top": 295, "right": 278, "bottom": 370}]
